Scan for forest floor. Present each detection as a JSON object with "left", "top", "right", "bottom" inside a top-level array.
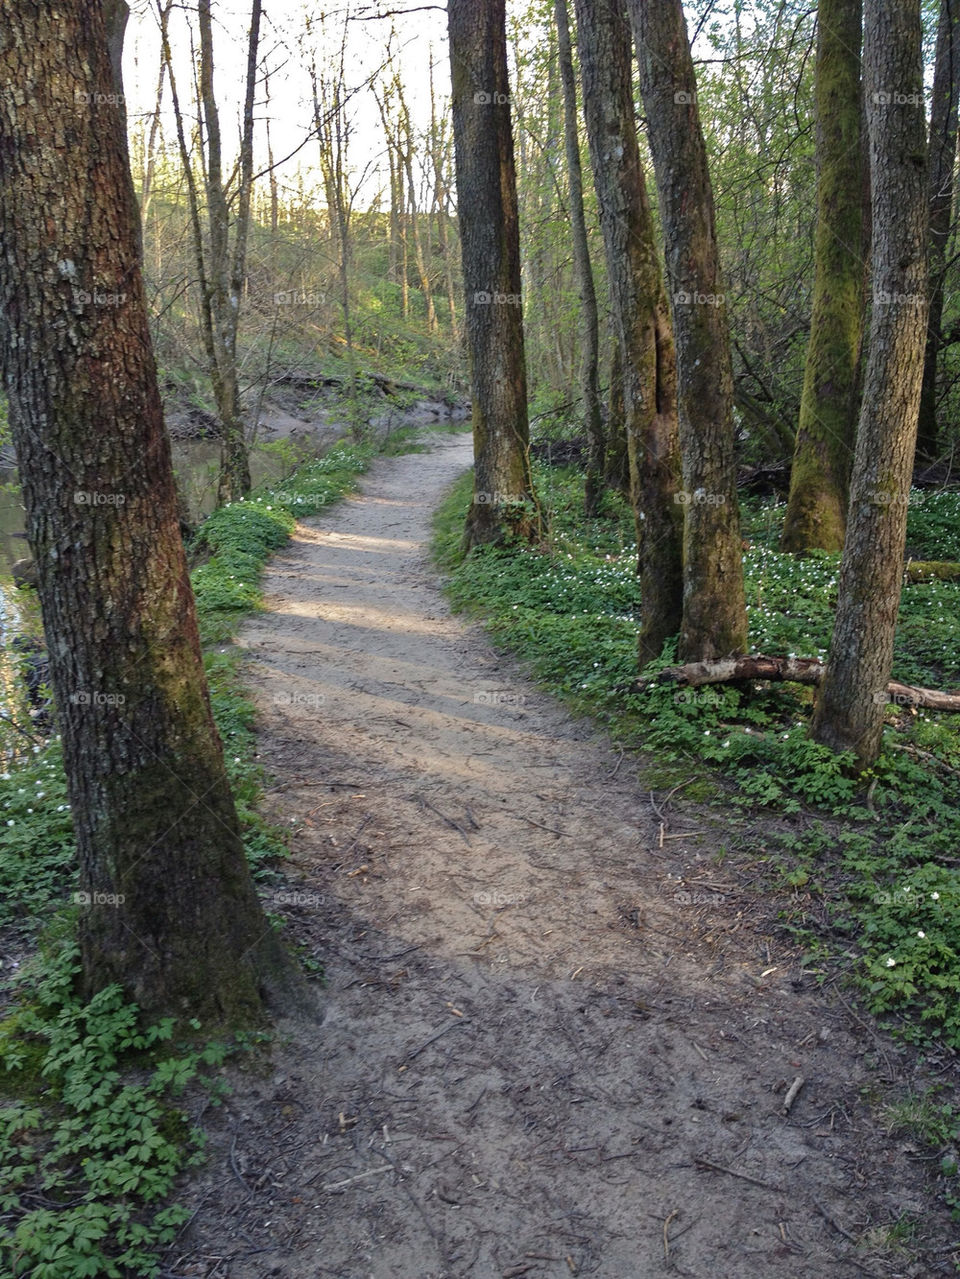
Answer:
[{"left": 171, "top": 432, "right": 960, "bottom": 1279}]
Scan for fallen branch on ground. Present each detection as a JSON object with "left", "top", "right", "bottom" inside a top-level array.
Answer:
[{"left": 635, "top": 655, "right": 960, "bottom": 713}]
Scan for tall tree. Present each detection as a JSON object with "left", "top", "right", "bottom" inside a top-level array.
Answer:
[
  {"left": 631, "top": 0, "right": 749, "bottom": 662},
  {"left": 781, "top": 0, "right": 865, "bottom": 553},
  {"left": 916, "top": 0, "right": 960, "bottom": 461},
  {"left": 554, "top": 0, "right": 605, "bottom": 517},
  {"left": 448, "top": 0, "right": 537, "bottom": 546},
  {"left": 573, "top": 0, "right": 683, "bottom": 664},
  {"left": 811, "top": 0, "right": 928, "bottom": 768},
  {"left": 160, "top": 0, "right": 262, "bottom": 504},
  {"left": 0, "top": 0, "right": 296, "bottom": 1016}
]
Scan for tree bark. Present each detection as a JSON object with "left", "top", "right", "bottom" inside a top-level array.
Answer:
[
  {"left": 916, "top": 0, "right": 960, "bottom": 461},
  {"left": 781, "top": 0, "right": 865, "bottom": 553},
  {"left": 448, "top": 0, "right": 538, "bottom": 547},
  {"left": 810, "top": 0, "right": 929, "bottom": 768},
  {"left": 0, "top": 0, "right": 297, "bottom": 1019},
  {"left": 554, "top": 0, "right": 605, "bottom": 518},
  {"left": 574, "top": 0, "right": 683, "bottom": 665},
  {"left": 631, "top": 0, "right": 749, "bottom": 661}
]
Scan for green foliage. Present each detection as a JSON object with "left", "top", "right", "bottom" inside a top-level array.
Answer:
[
  {"left": 0, "top": 940, "right": 258, "bottom": 1278},
  {"left": 0, "top": 745, "right": 74, "bottom": 933},
  {"left": 435, "top": 466, "right": 960, "bottom": 1053}
]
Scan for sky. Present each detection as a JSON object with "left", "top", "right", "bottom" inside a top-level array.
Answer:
[{"left": 122, "top": 0, "right": 452, "bottom": 209}]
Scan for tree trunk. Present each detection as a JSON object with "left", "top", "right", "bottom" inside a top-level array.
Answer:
[
  {"left": 916, "top": 0, "right": 960, "bottom": 461},
  {"left": 448, "top": 0, "right": 538, "bottom": 547},
  {"left": 604, "top": 334, "right": 630, "bottom": 497},
  {"left": 781, "top": 0, "right": 864, "bottom": 553},
  {"left": 575, "top": 0, "right": 682, "bottom": 665},
  {"left": 631, "top": 0, "right": 749, "bottom": 662},
  {"left": 810, "top": 0, "right": 928, "bottom": 768},
  {"left": 554, "top": 0, "right": 606, "bottom": 518},
  {"left": 0, "top": 0, "right": 297, "bottom": 1019},
  {"left": 398, "top": 86, "right": 438, "bottom": 333},
  {"left": 197, "top": 0, "right": 254, "bottom": 505}
]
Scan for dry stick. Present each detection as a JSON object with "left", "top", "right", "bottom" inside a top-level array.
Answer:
[
  {"left": 321, "top": 1164, "right": 393, "bottom": 1192},
  {"left": 813, "top": 1198, "right": 860, "bottom": 1246},
  {"left": 694, "top": 1156, "right": 782, "bottom": 1191},
  {"left": 419, "top": 795, "right": 472, "bottom": 845},
  {"left": 517, "top": 813, "right": 570, "bottom": 837},
  {"left": 781, "top": 1075, "right": 805, "bottom": 1115},
  {"left": 663, "top": 1208, "right": 679, "bottom": 1260},
  {"left": 404, "top": 1020, "right": 469, "bottom": 1063}
]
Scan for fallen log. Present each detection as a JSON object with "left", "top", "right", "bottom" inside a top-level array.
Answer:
[
  {"left": 636, "top": 654, "right": 960, "bottom": 713},
  {"left": 904, "top": 560, "right": 960, "bottom": 583}
]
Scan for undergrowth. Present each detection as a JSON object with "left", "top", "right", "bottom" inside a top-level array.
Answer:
[
  {"left": 433, "top": 468, "right": 960, "bottom": 1057},
  {"left": 0, "top": 434, "right": 376, "bottom": 1276}
]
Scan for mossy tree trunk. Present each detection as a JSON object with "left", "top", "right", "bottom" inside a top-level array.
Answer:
[
  {"left": 631, "top": 0, "right": 749, "bottom": 662},
  {"left": 0, "top": 0, "right": 295, "bottom": 1020},
  {"left": 781, "top": 0, "right": 864, "bottom": 553},
  {"left": 916, "top": 0, "right": 960, "bottom": 462},
  {"left": 810, "top": 0, "right": 928, "bottom": 769},
  {"left": 554, "top": 0, "right": 606, "bottom": 518},
  {"left": 448, "top": 0, "right": 538, "bottom": 547},
  {"left": 574, "top": 0, "right": 683, "bottom": 665}
]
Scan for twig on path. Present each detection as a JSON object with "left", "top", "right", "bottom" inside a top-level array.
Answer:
[
  {"left": 781, "top": 1075, "right": 805, "bottom": 1115},
  {"left": 321, "top": 1164, "right": 393, "bottom": 1192},
  {"left": 418, "top": 795, "right": 472, "bottom": 845},
  {"left": 228, "top": 1128, "right": 252, "bottom": 1197},
  {"left": 516, "top": 814, "right": 570, "bottom": 837},
  {"left": 403, "top": 1020, "right": 470, "bottom": 1063},
  {"left": 608, "top": 745, "right": 625, "bottom": 779},
  {"left": 694, "top": 1156, "right": 782, "bottom": 1191},
  {"left": 813, "top": 1198, "right": 860, "bottom": 1245},
  {"left": 662, "top": 1208, "right": 680, "bottom": 1260}
]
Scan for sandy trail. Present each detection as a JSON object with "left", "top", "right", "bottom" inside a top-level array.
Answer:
[{"left": 176, "top": 433, "right": 954, "bottom": 1279}]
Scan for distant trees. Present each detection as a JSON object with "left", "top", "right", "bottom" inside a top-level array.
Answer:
[
  {"left": 0, "top": 0, "right": 296, "bottom": 1017},
  {"left": 448, "top": 0, "right": 538, "bottom": 547},
  {"left": 160, "top": 0, "right": 263, "bottom": 503},
  {"left": 811, "top": 0, "right": 929, "bottom": 767},
  {"left": 554, "top": 0, "right": 605, "bottom": 518},
  {"left": 574, "top": 0, "right": 683, "bottom": 663},
  {"left": 781, "top": 0, "right": 865, "bottom": 553},
  {"left": 632, "top": 0, "right": 748, "bottom": 661}
]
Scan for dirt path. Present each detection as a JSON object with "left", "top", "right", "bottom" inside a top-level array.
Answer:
[{"left": 176, "top": 434, "right": 956, "bottom": 1279}]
